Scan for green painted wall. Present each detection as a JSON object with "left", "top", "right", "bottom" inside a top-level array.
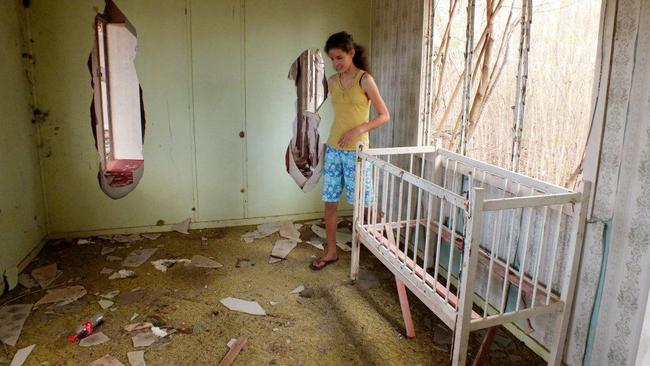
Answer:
[
  {"left": 28, "top": 0, "right": 370, "bottom": 234},
  {"left": 0, "top": 1, "right": 47, "bottom": 284}
]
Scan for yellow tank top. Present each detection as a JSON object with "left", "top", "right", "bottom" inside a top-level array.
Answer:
[{"left": 327, "top": 70, "right": 371, "bottom": 150}]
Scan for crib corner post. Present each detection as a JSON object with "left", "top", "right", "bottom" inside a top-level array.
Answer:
[
  {"left": 350, "top": 148, "right": 364, "bottom": 281},
  {"left": 547, "top": 180, "right": 592, "bottom": 366},
  {"left": 452, "top": 187, "right": 485, "bottom": 366}
]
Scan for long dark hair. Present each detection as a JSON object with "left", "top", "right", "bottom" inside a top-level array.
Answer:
[{"left": 325, "top": 31, "right": 370, "bottom": 74}]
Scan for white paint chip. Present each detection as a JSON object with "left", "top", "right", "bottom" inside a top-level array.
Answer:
[
  {"left": 172, "top": 218, "right": 191, "bottom": 234},
  {"left": 31, "top": 263, "right": 62, "bottom": 288},
  {"left": 99, "top": 300, "right": 114, "bottom": 309},
  {"left": 9, "top": 344, "right": 35, "bottom": 366},
  {"left": 188, "top": 255, "right": 222, "bottom": 268},
  {"left": 35, "top": 286, "right": 86, "bottom": 306},
  {"left": 132, "top": 332, "right": 158, "bottom": 348},
  {"left": 289, "top": 285, "right": 305, "bottom": 294},
  {"left": 89, "top": 355, "right": 125, "bottom": 366},
  {"left": 0, "top": 304, "right": 32, "bottom": 347},
  {"left": 271, "top": 239, "right": 297, "bottom": 259},
  {"left": 122, "top": 248, "right": 158, "bottom": 268},
  {"left": 101, "top": 247, "right": 116, "bottom": 256},
  {"left": 79, "top": 332, "right": 110, "bottom": 347},
  {"left": 127, "top": 350, "right": 146, "bottom": 366},
  {"left": 220, "top": 297, "right": 266, "bottom": 316},
  {"left": 141, "top": 233, "right": 161, "bottom": 241},
  {"left": 109, "top": 270, "right": 135, "bottom": 280}
]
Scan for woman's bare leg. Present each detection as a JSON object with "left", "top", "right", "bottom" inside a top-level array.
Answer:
[{"left": 322, "top": 202, "right": 339, "bottom": 260}]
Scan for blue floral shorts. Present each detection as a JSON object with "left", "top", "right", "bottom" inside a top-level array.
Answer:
[{"left": 321, "top": 145, "right": 373, "bottom": 206}]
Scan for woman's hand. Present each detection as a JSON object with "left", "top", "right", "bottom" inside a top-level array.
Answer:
[{"left": 338, "top": 126, "right": 364, "bottom": 148}]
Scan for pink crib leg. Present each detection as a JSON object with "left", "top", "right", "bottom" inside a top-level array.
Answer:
[{"left": 396, "top": 278, "right": 415, "bottom": 338}]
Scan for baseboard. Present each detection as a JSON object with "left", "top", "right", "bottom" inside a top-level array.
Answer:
[{"left": 46, "top": 210, "right": 353, "bottom": 240}]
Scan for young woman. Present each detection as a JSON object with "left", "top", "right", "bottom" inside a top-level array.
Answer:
[{"left": 310, "top": 31, "right": 390, "bottom": 270}]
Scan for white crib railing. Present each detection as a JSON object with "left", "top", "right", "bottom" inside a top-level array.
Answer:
[{"left": 350, "top": 145, "right": 590, "bottom": 366}]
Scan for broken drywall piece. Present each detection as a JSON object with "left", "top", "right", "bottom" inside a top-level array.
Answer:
[
  {"left": 35, "top": 286, "right": 86, "bottom": 306},
  {"left": 77, "top": 239, "right": 94, "bottom": 245},
  {"left": 9, "top": 344, "right": 35, "bottom": 366},
  {"left": 4, "top": 267, "right": 18, "bottom": 290},
  {"left": 271, "top": 239, "right": 297, "bottom": 259},
  {"left": 306, "top": 239, "right": 324, "bottom": 251},
  {"left": 127, "top": 350, "right": 146, "bottom": 366},
  {"left": 17, "top": 274, "right": 37, "bottom": 289},
  {"left": 188, "top": 255, "right": 222, "bottom": 269},
  {"left": 141, "top": 233, "right": 160, "bottom": 241},
  {"left": 172, "top": 218, "right": 190, "bottom": 234},
  {"left": 268, "top": 257, "right": 282, "bottom": 264},
  {"left": 220, "top": 297, "right": 266, "bottom": 316},
  {"left": 101, "top": 268, "right": 114, "bottom": 275},
  {"left": 89, "top": 355, "right": 125, "bottom": 366},
  {"left": 279, "top": 221, "right": 301, "bottom": 242},
  {"left": 108, "top": 269, "right": 135, "bottom": 280},
  {"left": 258, "top": 221, "right": 285, "bottom": 237},
  {"left": 289, "top": 285, "right": 305, "bottom": 294},
  {"left": 0, "top": 304, "right": 33, "bottom": 347},
  {"left": 98, "top": 235, "right": 114, "bottom": 241},
  {"left": 269, "top": 301, "right": 279, "bottom": 306},
  {"left": 101, "top": 247, "right": 116, "bottom": 256},
  {"left": 99, "top": 300, "right": 114, "bottom": 309},
  {"left": 31, "top": 263, "right": 62, "bottom": 289},
  {"left": 127, "top": 234, "right": 143, "bottom": 242},
  {"left": 122, "top": 248, "right": 158, "bottom": 267},
  {"left": 151, "top": 259, "right": 190, "bottom": 272},
  {"left": 79, "top": 332, "right": 110, "bottom": 347},
  {"left": 124, "top": 322, "right": 152, "bottom": 332},
  {"left": 106, "top": 255, "right": 122, "bottom": 262},
  {"left": 112, "top": 235, "right": 132, "bottom": 243},
  {"left": 132, "top": 332, "right": 158, "bottom": 348},
  {"left": 100, "top": 290, "right": 120, "bottom": 299},
  {"left": 311, "top": 225, "right": 352, "bottom": 251}
]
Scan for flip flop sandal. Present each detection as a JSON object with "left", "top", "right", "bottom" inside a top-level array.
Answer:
[{"left": 309, "top": 257, "right": 339, "bottom": 271}]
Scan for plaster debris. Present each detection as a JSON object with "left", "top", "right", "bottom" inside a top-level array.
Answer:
[
  {"left": 226, "top": 338, "right": 238, "bottom": 348},
  {"left": 132, "top": 332, "right": 158, "bottom": 348},
  {"left": 0, "top": 304, "right": 32, "bottom": 347},
  {"left": 271, "top": 239, "right": 297, "bottom": 260},
  {"left": 106, "top": 255, "right": 122, "bottom": 262},
  {"left": 98, "top": 300, "right": 114, "bottom": 309},
  {"left": 241, "top": 221, "right": 287, "bottom": 242},
  {"left": 188, "top": 255, "right": 222, "bottom": 268},
  {"left": 268, "top": 257, "right": 282, "bottom": 264},
  {"left": 127, "top": 350, "right": 146, "bottom": 366},
  {"left": 141, "top": 233, "right": 161, "bottom": 241},
  {"left": 101, "top": 247, "right": 116, "bottom": 256},
  {"left": 35, "top": 286, "right": 86, "bottom": 306},
  {"left": 77, "top": 239, "right": 93, "bottom": 245},
  {"left": 89, "top": 355, "right": 125, "bottom": 366},
  {"left": 100, "top": 290, "right": 120, "bottom": 299},
  {"left": 17, "top": 274, "right": 38, "bottom": 289},
  {"left": 172, "top": 218, "right": 191, "bottom": 234},
  {"left": 127, "top": 234, "right": 143, "bottom": 242},
  {"left": 31, "top": 263, "right": 62, "bottom": 288},
  {"left": 151, "top": 259, "right": 190, "bottom": 272},
  {"left": 279, "top": 222, "right": 302, "bottom": 242},
  {"left": 311, "top": 225, "right": 352, "bottom": 251},
  {"left": 79, "top": 332, "right": 110, "bottom": 347},
  {"left": 220, "top": 297, "right": 266, "bottom": 316},
  {"left": 122, "top": 248, "right": 158, "bottom": 267},
  {"left": 113, "top": 235, "right": 132, "bottom": 243},
  {"left": 306, "top": 238, "right": 324, "bottom": 251},
  {"left": 124, "top": 322, "right": 153, "bottom": 332},
  {"left": 130, "top": 313, "right": 139, "bottom": 321},
  {"left": 150, "top": 326, "right": 168, "bottom": 338},
  {"left": 269, "top": 301, "right": 279, "bottom": 306},
  {"left": 101, "top": 268, "right": 114, "bottom": 275},
  {"left": 9, "top": 344, "right": 35, "bottom": 366},
  {"left": 289, "top": 285, "right": 305, "bottom": 294},
  {"left": 109, "top": 270, "right": 135, "bottom": 280}
]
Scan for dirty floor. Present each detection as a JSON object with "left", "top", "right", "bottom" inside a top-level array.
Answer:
[{"left": 0, "top": 221, "right": 546, "bottom": 365}]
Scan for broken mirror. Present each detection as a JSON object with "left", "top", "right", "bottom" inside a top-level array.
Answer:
[
  {"left": 89, "top": 0, "right": 145, "bottom": 199},
  {"left": 285, "top": 49, "right": 328, "bottom": 192}
]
